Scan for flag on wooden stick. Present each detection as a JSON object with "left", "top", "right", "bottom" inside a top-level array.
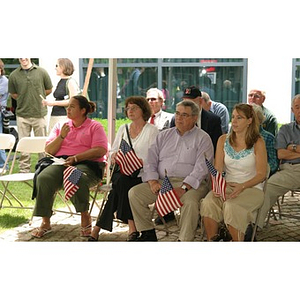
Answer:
[
  {"left": 115, "top": 139, "right": 143, "bottom": 176},
  {"left": 155, "top": 173, "right": 183, "bottom": 217},
  {"left": 63, "top": 166, "right": 83, "bottom": 201},
  {"left": 205, "top": 158, "right": 226, "bottom": 201}
]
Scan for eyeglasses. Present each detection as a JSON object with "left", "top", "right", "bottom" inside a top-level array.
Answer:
[
  {"left": 175, "top": 111, "right": 193, "bottom": 119},
  {"left": 248, "top": 93, "right": 261, "bottom": 98},
  {"left": 147, "top": 98, "right": 158, "bottom": 102},
  {"left": 125, "top": 105, "right": 140, "bottom": 112}
]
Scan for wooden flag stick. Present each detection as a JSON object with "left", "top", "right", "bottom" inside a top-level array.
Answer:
[{"left": 82, "top": 58, "right": 94, "bottom": 97}]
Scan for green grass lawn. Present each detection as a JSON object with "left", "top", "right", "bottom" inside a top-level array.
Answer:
[
  {"left": 0, "top": 118, "right": 128, "bottom": 234},
  {"left": 0, "top": 153, "right": 39, "bottom": 234}
]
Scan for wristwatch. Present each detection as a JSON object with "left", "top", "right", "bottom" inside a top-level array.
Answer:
[
  {"left": 181, "top": 184, "right": 189, "bottom": 192},
  {"left": 292, "top": 144, "right": 297, "bottom": 152}
]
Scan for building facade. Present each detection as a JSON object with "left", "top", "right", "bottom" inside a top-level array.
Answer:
[{"left": 2, "top": 58, "right": 299, "bottom": 124}]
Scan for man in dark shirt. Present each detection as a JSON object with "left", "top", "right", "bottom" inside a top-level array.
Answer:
[{"left": 170, "top": 86, "right": 222, "bottom": 152}]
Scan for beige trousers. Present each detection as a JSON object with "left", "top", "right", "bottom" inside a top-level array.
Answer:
[
  {"left": 17, "top": 116, "right": 47, "bottom": 173},
  {"left": 48, "top": 115, "right": 68, "bottom": 134},
  {"left": 200, "top": 186, "right": 264, "bottom": 234},
  {"left": 129, "top": 177, "right": 209, "bottom": 241}
]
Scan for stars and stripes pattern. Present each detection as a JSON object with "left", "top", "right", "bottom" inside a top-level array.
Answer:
[
  {"left": 205, "top": 158, "right": 226, "bottom": 201},
  {"left": 155, "top": 175, "right": 183, "bottom": 217},
  {"left": 115, "top": 139, "right": 143, "bottom": 176},
  {"left": 63, "top": 166, "right": 83, "bottom": 201}
]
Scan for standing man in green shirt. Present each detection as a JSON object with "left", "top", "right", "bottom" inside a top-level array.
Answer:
[{"left": 8, "top": 58, "right": 53, "bottom": 173}]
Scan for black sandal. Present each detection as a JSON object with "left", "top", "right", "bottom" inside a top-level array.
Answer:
[
  {"left": 127, "top": 231, "right": 140, "bottom": 241},
  {"left": 88, "top": 235, "right": 99, "bottom": 242}
]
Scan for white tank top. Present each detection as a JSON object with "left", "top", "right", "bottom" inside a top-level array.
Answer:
[{"left": 224, "top": 138, "right": 263, "bottom": 190}]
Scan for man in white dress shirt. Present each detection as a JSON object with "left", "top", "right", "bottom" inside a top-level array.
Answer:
[{"left": 146, "top": 88, "right": 173, "bottom": 131}]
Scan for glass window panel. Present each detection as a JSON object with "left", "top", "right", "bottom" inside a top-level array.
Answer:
[
  {"left": 162, "top": 65, "right": 243, "bottom": 115},
  {"left": 162, "top": 58, "right": 244, "bottom": 63},
  {"left": 117, "top": 58, "right": 158, "bottom": 63},
  {"left": 84, "top": 66, "right": 109, "bottom": 119},
  {"left": 81, "top": 58, "right": 246, "bottom": 119},
  {"left": 84, "top": 66, "right": 158, "bottom": 119},
  {"left": 82, "top": 58, "right": 158, "bottom": 65},
  {"left": 295, "top": 65, "right": 300, "bottom": 95}
]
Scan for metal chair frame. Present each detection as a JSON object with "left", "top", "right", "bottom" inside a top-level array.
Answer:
[{"left": 0, "top": 136, "right": 47, "bottom": 214}]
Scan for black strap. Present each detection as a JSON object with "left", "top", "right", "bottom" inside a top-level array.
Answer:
[{"left": 125, "top": 124, "right": 133, "bottom": 148}]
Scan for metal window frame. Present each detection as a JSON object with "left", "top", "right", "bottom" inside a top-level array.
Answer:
[{"left": 79, "top": 58, "right": 248, "bottom": 102}]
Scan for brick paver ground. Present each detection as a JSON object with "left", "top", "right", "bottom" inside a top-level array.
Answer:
[{"left": 1, "top": 191, "right": 300, "bottom": 242}]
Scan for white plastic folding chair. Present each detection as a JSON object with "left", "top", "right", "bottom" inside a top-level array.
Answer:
[
  {"left": 0, "top": 133, "right": 16, "bottom": 176},
  {"left": 0, "top": 136, "right": 47, "bottom": 216},
  {"left": 0, "top": 134, "right": 16, "bottom": 204}
]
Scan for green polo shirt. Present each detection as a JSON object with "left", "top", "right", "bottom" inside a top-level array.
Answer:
[{"left": 8, "top": 63, "right": 52, "bottom": 118}]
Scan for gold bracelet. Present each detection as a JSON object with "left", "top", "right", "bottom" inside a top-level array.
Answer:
[{"left": 74, "top": 156, "right": 78, "bottom": 163}]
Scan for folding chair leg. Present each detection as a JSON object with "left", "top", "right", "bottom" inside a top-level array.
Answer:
[
  {"left": 89, "top": 188, "right": 100, "bottom": 215},
  {"left": 276, "top": 198, "right": 282, "bottom": 219},
  {"left": 52, "top": 191, "right": 74, "bottom": 217},
  {"left": 97, "top": 190, "right": 109, "bottom": 217},
  {"left": 1, "top": 182, "right": 25, "bottom": 208},
  {"left": 0, "top": 191, "right": 14, "bottom": 208}
]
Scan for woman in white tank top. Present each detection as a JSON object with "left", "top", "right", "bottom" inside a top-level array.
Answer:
[{"left": 201, "top": 104, "right": 267, "bottom": 241}]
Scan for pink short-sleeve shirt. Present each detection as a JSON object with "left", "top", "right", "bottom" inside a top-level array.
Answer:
[{"left": 47, "top": 118, "right": 108, "bottom": 162}]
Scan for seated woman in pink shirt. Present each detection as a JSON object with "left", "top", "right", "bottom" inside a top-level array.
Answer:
[{"left": 31, "top": 95, "right": 108, "bottom": 238}]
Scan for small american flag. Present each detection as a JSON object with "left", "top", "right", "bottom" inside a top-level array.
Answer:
[
  {"left": 63, "top": 166, "right": 83, "bottom": 201},
  {"left": 155, "top": 175, "right": 183, "bottom": 217},
  {"left": 115, "top": 139, "right": 143, "bottom": 176},
  {"left": 205, "top": 158, "right": 226, "bottom": 201}
]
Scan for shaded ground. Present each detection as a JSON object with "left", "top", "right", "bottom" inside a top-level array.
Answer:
[{"left": 0, "top": 191, "right": 300, "bottom": 242}]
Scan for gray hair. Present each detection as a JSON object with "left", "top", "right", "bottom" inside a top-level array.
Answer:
[
  {"left": 292, "top": 94, "right": 300, "bottom": 107},
  {"left": 176, "top": 100, "right": 200, "bottom": 116}
]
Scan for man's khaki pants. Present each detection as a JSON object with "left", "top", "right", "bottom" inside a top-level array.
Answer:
[
  {"left": 257, "top": 163, "right": 300, "bottom": 228},
  {"left": 129, "top": 177, "right": 209, "bottom": 241},
  {"left": 17, "top": 116, "right": 47, "bottom": 173}
]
